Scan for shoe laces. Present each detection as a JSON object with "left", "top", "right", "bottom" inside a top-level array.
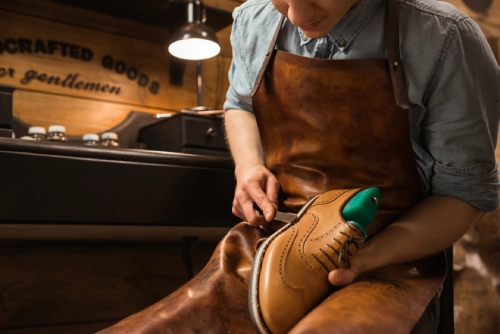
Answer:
[{"left": 337, "top": 224, "right": 365, "bottom": 267}]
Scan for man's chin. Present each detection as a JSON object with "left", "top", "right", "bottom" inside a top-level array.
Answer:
[{"left": 301, "top": 31, "right": 328, "bottom": 39}]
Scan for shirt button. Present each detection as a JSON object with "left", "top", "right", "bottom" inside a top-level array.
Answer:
[
  {"left": 301, "top": 34, "right": 308, "bottom": 41},
  {"left": 338, "top": 39, "right": 346, "bottom": 47}
]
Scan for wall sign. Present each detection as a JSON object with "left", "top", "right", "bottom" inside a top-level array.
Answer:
[
  {"left": 0, "top": 37, "right": 160, "bottom": 97},
  {"left": 0, "top": 11, "right": 190, "bottom": 110},
  {"left": 0, "top": 38, "right": 94, "bottom": 60}
]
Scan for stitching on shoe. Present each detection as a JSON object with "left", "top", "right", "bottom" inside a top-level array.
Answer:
[
  {"left": 278, "top": 226, "right": 305, "bottom": 294},
  {"left": 308, "top": 222, "right": 342, "bottom": 241},
  {"left": 296, "top": 213, "right": 319, "bottom": 271},
  {"left": 309, "top": 189, "right": 349, "bottom": 208},
  {"left": 296, "top": 213, "right": 325, "bottom": 280}
]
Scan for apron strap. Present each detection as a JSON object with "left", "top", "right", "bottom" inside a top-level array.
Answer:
[
  {"left": 250, "top": 15, "right": 286, "bottom": 98},
  {"left": 250, "top": 0, "right": 409, "bottom": 109},
  {"left": 387, "top": 0, "right": 409, "bottom": 109}
]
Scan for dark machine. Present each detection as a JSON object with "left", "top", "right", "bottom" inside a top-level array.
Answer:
[{"left": 0, "top": 83, "right": 238, "bottom": 237}]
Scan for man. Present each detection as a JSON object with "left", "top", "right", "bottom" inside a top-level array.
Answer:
[
  {"left": 99, "top": 0, "right": 499, "bottom": 332},
  {"left": 226, "top": 0, "right": 497, "bottom": 293}
]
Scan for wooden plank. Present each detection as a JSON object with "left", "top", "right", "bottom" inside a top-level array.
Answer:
[
  {"left": 0, "top": 243, "right": 216, "bottom": 329},
  {"left": 0, "top": 224, "right": 230, "bottom": 243},
  {"left": 11, "top": 90, "right": 170, "bottom": 135},
  {"left": 218, "top": 25, "right": 234, "bottom": 57},
  {"left": 0, "top": 321, "right": 116, "bottom": 334},
  {"left": 10, "top": 59, "right": 230, "bottom": 135}
]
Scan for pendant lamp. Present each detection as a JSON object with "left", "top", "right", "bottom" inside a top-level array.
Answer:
[
  {"left": 168, "top": 0, "right": 220, "bottom": 109},
  {"left": 168, "top": 0, "right": 221, "bottom": 60}
]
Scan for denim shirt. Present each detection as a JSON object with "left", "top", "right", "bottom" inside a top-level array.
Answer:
[{"left": 223, "top": 0, "right": 500, "bottom": 212}]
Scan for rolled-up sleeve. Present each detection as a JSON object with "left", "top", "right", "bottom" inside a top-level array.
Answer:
[
  {"left": 223, "top": 7, "right": 254, "bottom": 112},
  {"left": 421, "top": 17, "right": 499, "bottom": 211}
]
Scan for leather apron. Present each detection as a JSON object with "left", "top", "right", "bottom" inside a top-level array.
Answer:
[
  {"left": 251, "top": 0, "right": 445, "bottom": 332},
  {"left": 97, "top": 1, "right": 445, "bottom": 333},
  {"left": 252, "top": 0, "right": 419, "bottom": 237}
]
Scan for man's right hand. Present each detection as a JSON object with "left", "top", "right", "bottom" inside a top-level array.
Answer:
[
  {"left": 224, "top": 109, "right": 279, "bottom": 225},
  {"left": 232, "top": 163, "right": 280, "bottom": 226}
]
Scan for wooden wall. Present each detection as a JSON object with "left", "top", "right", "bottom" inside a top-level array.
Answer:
[{"left": 0, "top": 0, "right": 240, "bottom": 136}]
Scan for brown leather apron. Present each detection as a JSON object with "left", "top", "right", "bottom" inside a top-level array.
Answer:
[
  {"left": 252, "top": 1, "right": 419, "bottom": 237},
  {"left": 97, "top": 1, "right": 445, "bottom": 333},
  {"left": 250, "top": 0, "right": 445, "bottom": 332}
]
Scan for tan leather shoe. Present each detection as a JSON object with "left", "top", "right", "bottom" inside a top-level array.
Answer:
[{"left": 249, "top": 188, "right": 379, "bottom": 334}]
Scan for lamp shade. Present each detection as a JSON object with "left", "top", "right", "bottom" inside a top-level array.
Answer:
[{"left": 168, "top": 22, "right": 221, "bottom": 60}]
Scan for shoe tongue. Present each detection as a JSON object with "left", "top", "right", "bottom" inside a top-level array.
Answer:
[{"left": 341, "top": 188, "right": 380, "bottom": 236}]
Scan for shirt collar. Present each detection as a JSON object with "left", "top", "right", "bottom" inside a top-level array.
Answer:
[{"left": 297, "top": 0, "right": 384, "bottom": 49}]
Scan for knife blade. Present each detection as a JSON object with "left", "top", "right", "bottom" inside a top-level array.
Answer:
[
  {"left": 253, "top": 203, "right": 297, "bottom": 224},
  {"left": 273, "top": 211, "right": 298, "bottom": 224}
]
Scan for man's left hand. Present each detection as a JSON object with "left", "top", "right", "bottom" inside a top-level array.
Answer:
[{"left": 328, "top": 258, "right": 362, "bottom": 286}]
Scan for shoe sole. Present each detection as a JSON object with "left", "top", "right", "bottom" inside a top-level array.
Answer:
[{"left": 248, "top": 195, "right": 319, "bottom": 334}]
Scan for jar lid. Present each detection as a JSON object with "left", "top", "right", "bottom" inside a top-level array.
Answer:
[
  {"left": 20, "top": 136, "right": 35, "bottom": 140},
  {"left": 101, "top": 132, "right": 118, "bottom": 140},
  {"left": 48, "top": 125, "right": 66, "bottom": 133},
  {"left": 82, "top": 133, "right": 99, "bottom": 142},
  {"left": 28, "top": 126, "right": 46, "bottom": 135}
]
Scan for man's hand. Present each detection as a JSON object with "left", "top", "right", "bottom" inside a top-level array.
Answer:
[
  {"left": 232, "top": 163, "right": 280, "bottom": 226},
  {"left": 225, "top": 109, "right": 281, "bottom": 226},
  {"left": 328, "top": 257, "right": 363, "bottom": 286},
  {"left": 328, "top": 195, "right": 482, "bottom": 287}
]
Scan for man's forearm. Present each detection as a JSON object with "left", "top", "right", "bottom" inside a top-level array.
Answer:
[
  {"left": 224, "top": 109, "right": 264, "bottom": 169},
  {"left": 224, "top": 109, "right": 280, "bottom": 223},
  {"left": 357, "top": 194, "right": 484, "bottom": 272}
]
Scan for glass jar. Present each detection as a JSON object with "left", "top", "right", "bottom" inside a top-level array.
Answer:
[
  {"left": 28, "top": 126, "right": 47, "bottom": 141},
  {"left": 47, "top": 125, "right": 68, "bottom": 143},
  {"left": 100, "top": 132, "right": 120, "bottom": 147},
  {"left": 82, "top": 133, "right": 100, "bottom": 146}
]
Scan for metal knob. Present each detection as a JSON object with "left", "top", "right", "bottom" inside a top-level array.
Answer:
[{"left": 206, "top": 127, "right": 216, "bottom": 137}]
